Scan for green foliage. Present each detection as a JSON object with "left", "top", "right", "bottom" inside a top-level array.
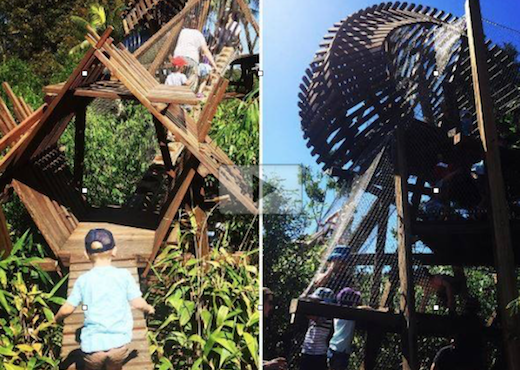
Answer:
[
  {"left": 69, "top": 1, "right": 126, "bottom": 55},
  {"left": 0, "top": 57, "right": 44, "bottom": 109},
  {"left": 300, "top": 166, "right": 342, "bottom": 232},
  {"left": 0, "top": 232, "right": 66, "bottom": 370},
  {"left": 210, "top": 88, "right": 259, "bottom": 166},
  {"left": 147, "top": 241, "right": 259, "bottom": 370},
  {"left": 60, "top": 102, "right": 157, "bottom": 207}
]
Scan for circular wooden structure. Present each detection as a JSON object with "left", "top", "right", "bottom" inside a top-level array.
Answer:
[{"left": 299, "top": 2, "right": 520, "bottom": 181}]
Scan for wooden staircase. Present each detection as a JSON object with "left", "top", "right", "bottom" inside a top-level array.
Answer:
[{"left": 61, "top": 258, "right": 153, "bottom": 370}]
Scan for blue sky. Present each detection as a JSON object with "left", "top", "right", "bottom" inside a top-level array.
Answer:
[{"left": 262, "top": 0, "right": 520, "bottom": 170}]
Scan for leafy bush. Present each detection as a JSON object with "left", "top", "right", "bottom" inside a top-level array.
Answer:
[
  {"left": 0, "top": 232, "right": 67, "bottom": 370},
  {"left": 60, "top": 102, "right": 157, "bottom": 207},
  {"left": 147, "top": 240, "right": 259, "bottom": 370},
  {"left": 210, "top": 88, "right": 259, "bottom": 166}
]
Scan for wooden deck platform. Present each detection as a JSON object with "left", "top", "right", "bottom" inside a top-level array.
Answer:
[
  {"left": 44, "top": 80, "right": 199, "bottom": 105},
  {"left": 59, "top": 222, "right": 155, "bottom": 266},
  {"left": 60, "top": 258, "right": 153, "bottom": 370}
]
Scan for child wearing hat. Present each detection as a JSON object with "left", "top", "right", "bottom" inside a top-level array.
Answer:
[
  {"left": 165, "top": 56, "right": 194, "bottom": 87},
  {"left": 300, "top": 288, "right": 335, "bottom": 370},
  {"left": 55, "top": 228, "right": 155, "bottom": 370},
  {"left": 328, "top": 288, "right": 361, "bottom": 370}
]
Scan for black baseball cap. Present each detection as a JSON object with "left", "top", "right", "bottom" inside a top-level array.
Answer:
[{"left": 85, "top": 228, "right": 116, "bottom": 254}]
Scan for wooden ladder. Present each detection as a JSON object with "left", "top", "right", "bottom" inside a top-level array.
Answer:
[{"left": 61, "top": 258, "right": 153, "bottom": 370}]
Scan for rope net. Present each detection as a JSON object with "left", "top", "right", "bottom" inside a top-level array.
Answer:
[{"left": 292, "top": 3, "right": 520, "bottom": 369}]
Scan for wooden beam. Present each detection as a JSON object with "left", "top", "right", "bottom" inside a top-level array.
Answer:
[
  {"left": 235, "top": 0, "right": 259, "bottom": 34},
  {"left": 73, "top": 106, "right": 86, "bottom": 190},
  {"left": 394, "top": 124, "right": 418, "bottom": 370},
  {"left": 0, "top": 206, "right": 11, "bottom": 258},
  {"left": 0, "top": 97, "right": 17, "bottom": 135},
  {"left": 465, "top": 1, "right": 520, "bottom": 367},
  {"left": 290, "top": 299, "right": 402, "bottom": 332},
  {"left": 197, "top": 78, "right": 229, "bottom": 141},
  {"left": 2, "top": 82, "right": 27, "bottom": 122},
  {"left": 0, "top": 105, "right": 46, "bottom": 153},
  {"left": 153, "top": 117, "right": 175, "bottom": 174}
]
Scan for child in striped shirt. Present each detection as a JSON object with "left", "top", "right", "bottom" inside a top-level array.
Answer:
[{"left": 300, "top": 288, "right": 335, "bottom": 370}]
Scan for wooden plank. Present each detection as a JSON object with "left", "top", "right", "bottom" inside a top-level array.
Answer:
[
  {"left": 235, "top": 0, "right": 259, "bottom": 34},
  {"left": 2, "top": 82, "right": 27, "bottom": 122},
  {"left": 290, "top": 299, "right": 499, "bottom": 338},
  {"left": 12, "top": 179, "right": 71, "bottom": 257},
  {"left": 73, "top": 106, "right": 86, "bottom": 189},
  {"left": 394, "top": 124, "right": 418, "bottom": 370},
  {"left": 153, "top": 117, "right": 175, "bottom": 175},
  {"left": 197, "top": 78, "right": 229, "bottom": 141},
  {"left": 0, "top": 206, "right": 11, "bottom": 258},
  {"left": 465, "top": 1, "right": 520, "bottom": 368},
  {"left": 0, "top": 105, "right": 45, "bottom": 153},
  {"left": 0, "top": 97, "right": 17, "bottom": 134}
]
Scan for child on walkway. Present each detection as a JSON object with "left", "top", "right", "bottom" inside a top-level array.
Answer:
[
  {"left": 300, "top": 288, "right": 335, "bottom": 370},
  {"left": 55, "top": 228, "right": 155, "bottom": 370},
  {"left": 165, "top": 56, "right": 194, "bottom": 87}
]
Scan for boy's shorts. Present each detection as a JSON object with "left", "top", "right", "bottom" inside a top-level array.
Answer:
[{"left": 83, "top": 345, "right": 129, "bottom": 370}]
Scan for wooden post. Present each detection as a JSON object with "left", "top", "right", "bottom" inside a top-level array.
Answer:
[
  {"left": 73, "top": 106, "right": 86, "bottom": 190},
  {"left": 394, "top": 124, "right": 418, "bottom": 370},
  {"left": 0, "top": 206, "right": 11, "bottom": 258},
  {"left": 465, "top": 1, "right": 520, "bottom": 368}
]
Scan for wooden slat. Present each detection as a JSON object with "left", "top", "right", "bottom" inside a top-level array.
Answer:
[
  {"left": 197, "top": 78, "right": 228, "bottom": 141},
  {"left": 0, "top": 97, "right": 17, "bottom": 134},
  {"left": 2, "top": 82, "right": 27, "bottom": 122},
  {"left": 0, "top": 104, "right": 45, "bottom": 153}
]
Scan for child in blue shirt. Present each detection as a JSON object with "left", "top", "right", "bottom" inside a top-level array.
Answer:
[
  {"left": 328, "top": 287, "right": 361, "bottom": 370},
  {"left": 55, "top": 228, "right": 154, "bottom": 370}
]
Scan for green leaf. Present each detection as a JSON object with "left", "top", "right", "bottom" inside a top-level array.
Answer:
[
  {"left": 0, "top": 289, "right": 12, "bottom": 314},
  {"left": 43, "top": 307, "right": 54, "bottom": 322},
  {"left": 216, "top": 306, "right": 229, "bottom": 327},
  {"left": 46, "top": 274, "right": 68, "bottom": 298},
  {"left": 243, "top": 332, "right": 258, "bottom": 364},
  {"left": 5, "top": 364, "right": 24, "bottom": 370},
  {"left": 0, "top": 346, "right": 17, "bottom": 356}
]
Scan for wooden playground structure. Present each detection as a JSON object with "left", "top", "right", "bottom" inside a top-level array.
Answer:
[
  {"left": 0, "top": 0, "right": 258, "bottom": 368},
  {"left": 293, "top": 1, "right": 520, "bottom": 369}
]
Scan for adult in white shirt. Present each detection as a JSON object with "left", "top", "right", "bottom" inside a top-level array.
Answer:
[{"left": 173, "top": 16, "right": 217, "bottom": 70}]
